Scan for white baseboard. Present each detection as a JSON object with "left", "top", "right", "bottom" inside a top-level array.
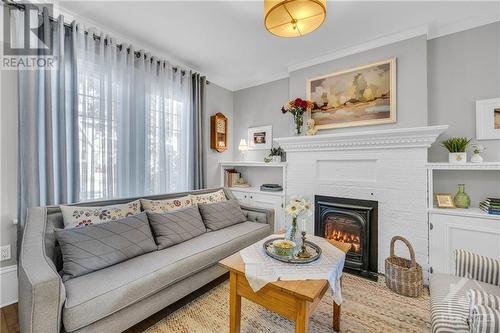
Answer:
[{"left": 0, "top": 265, "right": 18, "bottom": 307}]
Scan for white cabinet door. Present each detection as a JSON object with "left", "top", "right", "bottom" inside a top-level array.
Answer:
[
  {"left": 231, "top": 190, "right": 249, "bottom": 204},
  {"left": 250, "top": 193, "right": 284, "bottom": 233},
  {"left": 429, "top": 213, "right": 500, "bottom": 275}
]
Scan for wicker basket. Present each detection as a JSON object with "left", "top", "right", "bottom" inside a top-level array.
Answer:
[{"left": 384, "top": 236, "right": 423, "bottom": 297}]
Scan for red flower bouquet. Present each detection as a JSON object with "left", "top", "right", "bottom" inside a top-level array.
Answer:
[{"left": 281, "top": 98, "right": 313, "bottom": 135}]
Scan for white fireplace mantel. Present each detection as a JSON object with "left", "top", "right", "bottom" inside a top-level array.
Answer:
[{"left": 274, "top": 125, "right": 448, "bottom": 152}]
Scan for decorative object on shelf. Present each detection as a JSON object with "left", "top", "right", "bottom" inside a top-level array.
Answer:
[
  {"left": 305, "top": 119, "right": 318, "bottom": 136},
  {"left": 453, "top": 184, "right": 471, "bottom": 209},
  {"left": 307, "top": 58, "right": 396, "bottom": 131},
  {"left": 435, "top": 193, "right": 455, "bottom": 208},
  {"left": 470, "top": 144, "right": 486, "bottom": 163},
  {"left": 238, "top": 139, "right": 248, "bottom": 160},
  {"left": 281, "top": 98, "right": 313, "bottom": 135},
  {"left": 263, "top": 237, "right": 322, "bottom": 264},
  {"left": 441, "top": 137, "right": 471, "bottom": 164},
  {"left": 260, "top": 184, "right": 283, "bottom": 192},
  {"left": 267, "top": 147, "right": 283, "bottom": 163},
  {"left": 476, "top": 97, "right": 500, "bottom": 140},
  {"left": 384, "top": 236, "right": 423, "bottom": 297},
  {"left": 210, "top": 113, "right": 228, "bottom": 153},
  {"left": 284, "top": 197, "right": 312, "bottom": 245},
  {"left": 480, "top": 198, "right": 500, "bottom": 215},
  {"left": 248, "top": 125, "right": 273, "bottom": 150},
  {"left": 264, "top": 0, "right": 326, "bottom": 38},
  {"left": 296, "top": 231, "right": 312, "bottom": 259}
]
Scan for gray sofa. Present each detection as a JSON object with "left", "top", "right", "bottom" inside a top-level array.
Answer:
[
  {"left": 429, "top": 249, "right": 500, "bottom": 332},
  {"left": 18, "top": 188, "right": 274, "bottom": 333}
]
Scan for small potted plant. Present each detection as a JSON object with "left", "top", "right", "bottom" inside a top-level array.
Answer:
[
  {"left": 441, "top": 137, "right": 471, "bottom": 164},
  {"left": 470, "top": 144, "right": 486, "bottom": 163},
  {"left": 268, "top": 147, "right": 283, "bottom": 163}
]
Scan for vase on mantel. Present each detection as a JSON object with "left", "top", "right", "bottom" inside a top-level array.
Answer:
[{"left": 453, "top": 184, "right": 470, "bottom": 209}]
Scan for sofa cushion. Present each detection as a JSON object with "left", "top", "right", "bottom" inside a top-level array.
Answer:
[
  {"left": 147, "top": 206, "right": 207, "bottom": 249},
  {"left": 62, "top": 221, "right": 271, "bottom": 332},
  {"left": 60, "top": 200, "right": 141, "bottom": 228},
  {"left": 55, "top": 212, "right": 157, "bottom": 281},
  {"left": 430, "top": 273, "right": 500, "bottom": 333},
  {"left": 198, "top": 199, "right": 246, "bottom": 231},
  {"left": 140, "top": 195, "right": 194, "bottom": 213},
  {"left": 191, "top": 189, "right": 227, "bottom": 204},
  {"left": 470, "top": 304, "right": 500, "bottom": 333}
]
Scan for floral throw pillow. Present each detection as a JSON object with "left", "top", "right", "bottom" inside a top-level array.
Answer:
[
  {"left": 191, "top": 189, "right": 227, "bottom": 205},
  {"left": 60, "top": 200, "right": 141, "bottom": 229},
  {"left": 140, "top": 195, "right": 194, "bottom": 214}
]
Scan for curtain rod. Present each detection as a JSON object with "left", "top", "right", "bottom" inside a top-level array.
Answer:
[{"left": 2, "top": 0, "right": 210, "bottom": 81}]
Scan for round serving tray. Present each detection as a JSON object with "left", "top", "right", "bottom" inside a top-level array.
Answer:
[{"left": 263, "top": 237, "right": 322, "bottom": 264}]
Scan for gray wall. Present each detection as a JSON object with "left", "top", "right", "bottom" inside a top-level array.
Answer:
[
  {"left": 203, "top": 82, "right": 234, "bottom": 188},
  {"left": 428, "top": 22, "right": 500, "bottom": 162},
  {"left": 428, "top": 22, "right": 500, "bottom": 204},
  {"left": 289, "top": 35, "right": 428, "bottom": 134},
  {"left": 0, "top": 68, "right": 19, "bottom": 267},
  {"left": 233, "top": 78, "right": 289, "bottom": 161}
]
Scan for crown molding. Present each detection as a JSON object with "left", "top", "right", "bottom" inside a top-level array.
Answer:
[
  {"left": 274, "top": 125, "right": 449, "bottom": 152},
  {"left": 287, "top": 25, "right": 428, "bottom": 73},
  {"left": 287, "top": 12, "right": 499, "bottom": 74},
  {"left": 427, "top": 11, "right": 500, "bottom": 40}
]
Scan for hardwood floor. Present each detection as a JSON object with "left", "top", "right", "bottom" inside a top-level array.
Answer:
[
  {"left": 0, "top": 274, "right": 228, "bottom": 333},
  {"left": 0, "top": 303, "right": 19, "bottom": 333}
]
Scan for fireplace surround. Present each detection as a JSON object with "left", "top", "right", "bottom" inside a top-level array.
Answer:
[{"left": 315, "top": 195, "right": 378, "bottom": 280}]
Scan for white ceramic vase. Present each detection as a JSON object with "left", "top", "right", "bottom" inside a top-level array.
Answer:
[
  {"left": 449, "top": 152, "right": 467, "bottom": 164},
  {"left": 470, "top": 153, "right": 483, "bottom": 163},
  {"left": 272, "top": 156, "right": 281, "bottom": 163}
]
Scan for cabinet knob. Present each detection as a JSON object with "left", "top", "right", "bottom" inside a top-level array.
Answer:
[
  {"left": 250, "top": 196, "right": 253, "bottom": 199},
  {"left": 244, "top": 195, "right": 247, "bottom": 198},
  {"left": 429, "top": 223, "right": 433, "bottom": 230}
]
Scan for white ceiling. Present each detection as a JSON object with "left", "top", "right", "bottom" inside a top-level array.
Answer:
[{"left": 58, "top": 1, "right": 500, "bottom": 91}]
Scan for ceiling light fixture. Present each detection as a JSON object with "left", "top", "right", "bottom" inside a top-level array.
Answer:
[{"left": 264, "top": 0, "right": 326, "bottom": 38}]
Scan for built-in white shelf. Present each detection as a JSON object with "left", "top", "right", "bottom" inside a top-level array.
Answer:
[
  {"left": 227, "top": 186, "right": 284, "bottom": 197},
  {"left": 426, "top": 162, "right": 500, "bottom": 170},
  {"left": 428, "top": 207, "right": 500, "bottom": 220},
  {"left": 220, "top": 161, "right": 287, "bottom": 168}
]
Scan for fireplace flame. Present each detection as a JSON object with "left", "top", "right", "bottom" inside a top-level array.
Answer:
[{"left": 325, "top": 229, "right": 361, "bottom": 253}]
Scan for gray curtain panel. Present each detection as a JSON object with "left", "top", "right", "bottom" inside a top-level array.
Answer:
[
  {"left": 17, "top": 11, "right": 78, "bottom": 243},
  {"left": 190, "top": 73, "right": 206, "bottom": 190}
]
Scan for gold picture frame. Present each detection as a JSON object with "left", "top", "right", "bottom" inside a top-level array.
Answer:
[
  {"left": 435, "top": 193, "right": 455, "bottom": 208},
  {"left": 307, "top": 58, "right": 396, "bottom": 131}
]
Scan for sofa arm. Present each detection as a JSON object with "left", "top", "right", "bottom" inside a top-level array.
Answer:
[
  {"left": 19, "top": 207, "right": 66, "bottom": 333},
  {"left": 454, "top": 249, "right": 500, "bottom": 286},
  {"left": 240, "top": 204, "right": 275, "bottom": 232}
]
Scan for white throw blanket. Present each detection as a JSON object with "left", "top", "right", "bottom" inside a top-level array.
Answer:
[{"left": 239, "top": 234, "right": 347, "bottom": 304}]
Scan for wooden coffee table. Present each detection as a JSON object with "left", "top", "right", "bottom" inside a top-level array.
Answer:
[{"left": 219, "top": 240, "right": 349, "bottom": 333}]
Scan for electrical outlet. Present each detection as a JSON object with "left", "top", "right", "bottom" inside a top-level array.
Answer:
[{"left": 0, "top": 245, "right": 11, "bottom": 261}]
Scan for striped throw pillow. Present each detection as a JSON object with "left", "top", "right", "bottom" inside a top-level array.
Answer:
[
  {"left": 470, "top": 305, "right": 500, "bottom": 333},
  {"left": 467, "top": 289, "right": 500, "bottom": 318}
]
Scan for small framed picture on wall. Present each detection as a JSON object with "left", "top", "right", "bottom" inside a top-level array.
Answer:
[
  {"left": 248, "top": 125, "right": 272, "bottom": 150},
  {"left": 476, "top": 98, "right": 500, "bottom": 140}
]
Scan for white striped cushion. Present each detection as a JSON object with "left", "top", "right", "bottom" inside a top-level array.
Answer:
[
  {"left": 467, "top": 289, "right": 500, "bottom": 318},
  {"left": 454, "top": 250, "right": 500, "bottom": 286},
  {"left": 470, "top": 305, "right": 500, "bottom": 333}
]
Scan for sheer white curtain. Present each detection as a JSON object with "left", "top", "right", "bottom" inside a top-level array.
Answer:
[{"left": 74, "top": 26, "right": 191, "bottom": 201}]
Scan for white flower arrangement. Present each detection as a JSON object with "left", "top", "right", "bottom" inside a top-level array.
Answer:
[{"left": 285, "top": 197, "right": 312, "bottom": 218}]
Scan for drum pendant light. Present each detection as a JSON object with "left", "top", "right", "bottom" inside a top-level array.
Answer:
[{"left": 264, "top": 0, "right": 327, "bottom": 37}]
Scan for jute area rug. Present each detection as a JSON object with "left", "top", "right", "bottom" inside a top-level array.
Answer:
[{"left": 144, "top": 274, "right": 430, "bottom": 333}]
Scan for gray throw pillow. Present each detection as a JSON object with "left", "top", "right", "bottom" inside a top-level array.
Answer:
[
  {"left": 147, "top": 206, "right": 207, "bottom": 250},
  {"left": 55, "top": 212, "right": 156, "bottom": 281},
  {"left": 198, "top": 199, "right": 247, "bottom": 231}
]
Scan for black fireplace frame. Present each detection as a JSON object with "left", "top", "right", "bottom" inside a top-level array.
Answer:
[{"left": 315, "top": 195, "right": 378, "bottom": 280}]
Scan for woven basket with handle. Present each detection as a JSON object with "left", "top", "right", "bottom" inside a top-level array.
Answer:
[{"left": 384, "top": 236, "right": 423, "bottom": 297}]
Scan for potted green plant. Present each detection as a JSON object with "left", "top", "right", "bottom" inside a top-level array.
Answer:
[
  {"left": 441, "top": 137, "right": 471, "bottom": 164},
  {"left": 268, "top": 147, "right": 283, "bottom": 163}
]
